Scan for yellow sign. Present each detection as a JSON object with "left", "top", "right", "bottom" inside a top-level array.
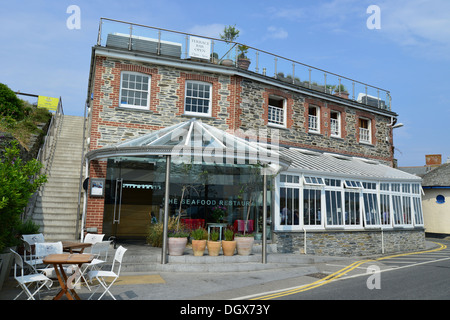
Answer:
[{"left": 37, "top": 96, "right": 59, "bottom": 111}]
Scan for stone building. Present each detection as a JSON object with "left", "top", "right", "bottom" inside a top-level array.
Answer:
[{"left": 82, "top": 18, "right": 425, "bottom": 257}]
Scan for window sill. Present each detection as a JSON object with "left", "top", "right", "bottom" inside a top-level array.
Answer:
[
  {"left": 117, "top": 106, "right": 153, "bottom": 113},
  {"left": 181, "top": 113, "right": 213, "bottom": 119},
  {"left": 267, "top": 123, "right": 287, "bottom": 130},
  {"left": 359, "top": 141, "right": 374, "bottom": 147}
]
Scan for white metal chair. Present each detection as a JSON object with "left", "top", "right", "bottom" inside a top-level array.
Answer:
[
  {"left": 83, "top": 233, "right": 105, "bottom": 244},
  {"left": 22, "top": 233, "right": 45, "bottom": 271},
  {"left": 87, "top": 245, "right": 127, "bottom": 300},
  {"left": 10, "top": 249, "right": 52, "bottom": 300},
  {"left": 34, "top": 242, "right": 75, "bottom": 278},
  {"left": 74, "top": 240, "right": 111, "bottom": 290}
]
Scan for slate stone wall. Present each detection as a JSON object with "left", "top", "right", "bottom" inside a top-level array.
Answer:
[
  {"left": 274, "top": 229, "right": 426, "bottom": 256},
  {"left": 89, "top": 56, "right": 394, "bottom": 165}
]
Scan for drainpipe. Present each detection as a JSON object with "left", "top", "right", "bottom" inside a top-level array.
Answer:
[
  {"left": 161, "top": 155, "right": 171, "bottom": 264},
  {"left": 381, "top": 227, "right": 385, "bottom": 254}
]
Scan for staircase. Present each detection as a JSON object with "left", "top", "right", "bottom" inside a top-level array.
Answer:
[{"left": 33, "top": 115, "right": 85, "bottom": 241}]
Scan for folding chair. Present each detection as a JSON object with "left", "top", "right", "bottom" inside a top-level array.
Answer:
[
  {"left": 34, "top": 242, "right": 75, "bottom": 279},
  {"left": 10, "top": 249, "right": 52, "bottom": 300},
  {"left": 70, "top": 233, "right": 105, "bottom": 254},
  {"left": 22, "top": 233, "right": 45, "bottom": 271},
  {"left": 83, "top": 233, "right": 105, "bottom": 245},
  {"left": 74, "top": 240, "right": 111, "bottom": 290},
  {"left": 87, "top": 245, "right": 127, "bottom": 300}
]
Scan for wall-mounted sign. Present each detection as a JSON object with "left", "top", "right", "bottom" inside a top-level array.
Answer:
[
  {"left": 37, "top": 96, "right": 59, "bottom": 111},
  {"left": 189, "top": 36, "right": 211, "bottom": 60},
  {"left": 90, "top": 178, "right": 105, "bottom": 197}
]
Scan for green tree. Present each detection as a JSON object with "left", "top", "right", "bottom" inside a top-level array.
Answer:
[
  {"left": 0, "top": 140, "right": 47, "bottom": 252},
  {"left": 0, "top": 83, "right": 25, "bottom": 121}
]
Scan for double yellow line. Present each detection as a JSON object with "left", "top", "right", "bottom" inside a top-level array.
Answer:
[{"left": 252, "top": 242, "right": 447, "bottom": 300}]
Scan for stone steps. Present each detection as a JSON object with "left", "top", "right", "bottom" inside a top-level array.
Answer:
[{"left": 31, "top": 115, "right": 85, "bottom": 241}]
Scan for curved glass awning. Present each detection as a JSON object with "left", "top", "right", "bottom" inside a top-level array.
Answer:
[{"left": 85, "top": 118, "right": 289, "bottom": 170}]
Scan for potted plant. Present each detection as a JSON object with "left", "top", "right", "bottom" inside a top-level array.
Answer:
[
  {"left": 168, "top": 216, "right": 189, "bottom": 256},
  {"left": 207, "top": 229, "right": 221, "bottom": 256},
  {"left": 235, "top": 233, "right": 255, "bottom": 256},
  {"left": 222, "top": 227, "right": 236, "bottom": 256},
  {"left": 211, "top": 205, "right": 226, "bottom": 223},
  {"left": 333, "top": 84, "right": 349, "bottom": 99},
  {"left": 237, "top": 45, "right": 251, "bottom": 70},
  {"left": 191, "top": 227, "right": 207, "bottom": 256}
]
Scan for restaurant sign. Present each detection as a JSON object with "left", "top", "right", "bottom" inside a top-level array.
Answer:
[{"left": 189, "top": 36, "right": 211, "bottom": 60}]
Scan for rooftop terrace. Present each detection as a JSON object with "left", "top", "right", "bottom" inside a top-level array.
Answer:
[{"left": 96, "top": 18, "right": 392, "bottom": 112}]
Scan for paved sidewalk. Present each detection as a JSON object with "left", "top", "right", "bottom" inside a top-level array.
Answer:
[{"left": 0, "top": 240, "right": 440, "bottom": 300}]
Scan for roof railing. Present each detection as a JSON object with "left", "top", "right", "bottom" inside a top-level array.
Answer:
[{"left": 97, "top": 18, "right": 391, "bottom": 111}]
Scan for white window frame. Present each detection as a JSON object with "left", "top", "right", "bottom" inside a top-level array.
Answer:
[
  {"left": 119, "top": 71, "right": 150, "bottom": 110},
  {"left": 275, "top": 174, "right": 424, "bottom": 231},
  {"left": 359, "top": 117, "right": 371, "bottom": 144},
  {"left": 330, "top": 111, "right": 341, "bottom": 137},
  {"left": 184, "top": 80, "right": 212, "bottom": 117},
  {"left": 308, "top": 106, "right": 320, "bottom": 133},
  {"left": 268, "top": 96, "right": 286, "bottom": 128}
]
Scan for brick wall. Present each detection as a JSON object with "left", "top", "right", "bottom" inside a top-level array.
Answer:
[{"left": 86, "top": 55, "right": 396, "bottom": 231}]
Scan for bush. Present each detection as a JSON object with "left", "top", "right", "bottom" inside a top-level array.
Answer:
[
  {"left": 146, "top": 216, "right": 188, "bottom": 247},
  {"left": 0, "top": 140, "right": 47, "bottom": 252},
  {"left": 0, "top": 83, "right": 25, "bottom": 121}
]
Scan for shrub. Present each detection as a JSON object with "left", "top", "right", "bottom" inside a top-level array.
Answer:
[
  {"left": 0, "top": 83, "right": 25, "bottom": 121},
  {"left": 0, "top": 141, "right": 47, "bottom": 252},
  {"left": 146, "top": 216, "right": 189, "bottom": 247}
]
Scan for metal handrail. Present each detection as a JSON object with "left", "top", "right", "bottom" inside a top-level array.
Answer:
[
  {"left": 97, "top": 18, "right": 391, "bottom": 111},
  {"left": 23, "top": 98, "right": 64, "bottom": 221}
]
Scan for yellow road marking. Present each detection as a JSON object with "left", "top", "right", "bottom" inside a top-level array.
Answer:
[
  {"left": 113, "top": 274, "right": 165, "bottom": 285},
  {"left": 252, "top": 242, "right": 447, "bottom": 300}
]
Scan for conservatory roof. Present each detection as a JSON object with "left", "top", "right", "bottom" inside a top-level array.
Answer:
[
  {"left": 85, "top": 118, "right": 288, "bottom": 169},
  {"left": 85, "top": 119, "right": 421, "bottom": 182},
  {"left": 282, "top": 147, "right": 422, "bottom": 182}
]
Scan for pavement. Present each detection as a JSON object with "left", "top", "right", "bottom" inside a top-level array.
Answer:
[{"left": 0, "top": 239, "right": 442, "bottom": 301}]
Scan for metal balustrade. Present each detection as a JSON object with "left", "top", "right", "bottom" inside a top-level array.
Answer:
[{"left": 96, "top": 18, "right": 392, "bottom": 112}]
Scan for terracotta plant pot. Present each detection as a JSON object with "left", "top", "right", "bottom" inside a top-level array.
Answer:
[
  {"left": 207, "top": 240, "right": 222, "bottom": 256},
  {"left": 168, "top": 237, "right": 187, "bottom": 256},
  {"left": 222, "top": 240, "right": 236, "bottom": 256},
  {"left": 235, "top": 236, "right": 254, "bottom": 256},
  {"left": 192, "top": 239, "right": 206, "bottom": 256},
  {"left": 237, "top": 58, "right": 251, "bottom": 70}
]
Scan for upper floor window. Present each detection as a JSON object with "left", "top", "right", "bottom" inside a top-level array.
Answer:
[
  {"left": 185, "top": 81, "right": 212, "bottom": 116},
  {"left": 120, "top": 72, "right": 150, "bottom": 109},
  {"left": 359, "top": 118, "right": 371, "bottom": 144},
  {"left": 308, "top": 106, "right": 320, "bottom": 133},
  {"left": 268, "top": 96, "right": 286, "bottom": 127},
  {"left": 330, "top": 111, "right": 340, "bottom": 137}
]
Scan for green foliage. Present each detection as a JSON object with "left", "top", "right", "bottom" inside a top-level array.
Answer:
[
  {"left": 146, "top": 216, "right": 189, "bottom": 246},
  {"left": 238, "top": 45, "right": 249, "bottom": 59},
  {"left": 191, "top": 227, "right": 207, "bottom": 241},
  {"left": 220, "top": 24, "right": 240, "bottom": 43},
  {"left": 16, "top": 218, "right": 40, "bottom": 236},
  {"left": 0, "top": 83, "right": 26, "bottom": 121},
  {"left": 224, "top": 228, "right": 234, "bottom": 241},
  {"left": 209, "top": 229, "right": 220, "bottom": 241},
  {"left": 0, "top": 141, "right": 47, "bottom": 252}
]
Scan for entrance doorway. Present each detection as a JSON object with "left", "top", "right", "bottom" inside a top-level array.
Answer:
[{"left": 103, "top": 157, "right": 165, "bottom": 240}]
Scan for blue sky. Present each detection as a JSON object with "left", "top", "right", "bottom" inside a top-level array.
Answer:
[{"left": 1, "top": 0, "right": 449, "bottom": 167}]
